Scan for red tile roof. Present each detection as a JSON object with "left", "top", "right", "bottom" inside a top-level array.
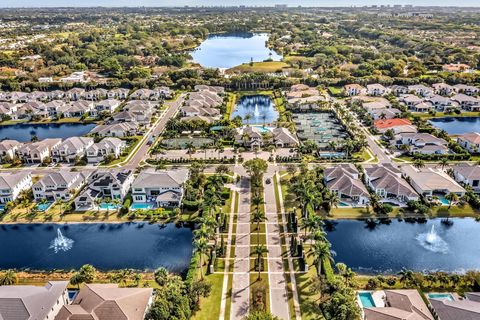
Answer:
[{"left": 374, "top": 118, "right": 412, "bottom": 129}]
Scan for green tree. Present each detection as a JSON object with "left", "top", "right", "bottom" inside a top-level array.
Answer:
[{"left": 0, "top": 269, "right": 18, "bottom": 285}]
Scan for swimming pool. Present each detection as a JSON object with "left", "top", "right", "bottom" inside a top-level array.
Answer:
[
  {"left": 339, "top": 202, "right": 350, "bottom": 207},
  {"left": 438, "top": 196, "right": 450, "bottom": 206},
  {"left": 428, "top": 293, "right": 454, "bottom": 301},
  {"left": 358, "top": 292, "right": 376, "bottom": 308},
  {"left": 130, "top": 203, "right": 155, "bottom": 210},
  {"left": 37, "top": 202, "right": 52, "bottom": 212},
  {"left": 99, "top": 203, "right": 120, "bottom": 210}
]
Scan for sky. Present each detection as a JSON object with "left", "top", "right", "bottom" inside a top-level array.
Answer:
[{"left": 1, "top": 0, "right": 479, "bottom": 8}]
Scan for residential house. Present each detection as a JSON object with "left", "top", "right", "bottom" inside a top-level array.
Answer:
[
  {"left": 107, "top": 88, "right": 130, "bottom": 100},
  {"left": 131, "top": 168, "right": 189, "bottom": 207},
  {"left": 409, "top": 101, "right": 434, "bottom": 112},
  {"left": 194, "top": 85, "right": 224, "bottom": 94},
  {"left": 55, "top": 284, "right": 153, "bottom": 320},
  {"left": 429, "top": 292, "right": 480, "bottom": 320},
  {"left": 51, "top": 137, "right": 94, "bottom": 163},
  {"left": 402, "top": 165, "right": 465, "bottom": 199},
  {"left": 362, "top": 290, "right": 434, "bottom": 320},
  {"left": 453, "top": 84, "right": 479, "bottom": 96},
  {"left": 123, "top": 100, "right": 155, "bottom": 124},
  {"left": 366, "top": 83, "right": 388, "bottom": 96},
  {"left": 86, "top": 138, "right": 126, "bottom": 164},
  {"left": 92, "top": 99, "right": 121, "bottom": 116},
  {"left": 60, "top": 100, "right": 94, "bottom": 118},
  {"left": 432, "top": 83, "right": 455, "bottom": 96},
  {"left": 0, "top": 171, "right": 32, "bottom": 204},
  {"left": 271, "top": 127, "right": 299, "bottom": 148},
  {"left": 0, "top": 139, "right": 22, "bottom": 160},
  {"left": 427, "top": 95, "right": 454, "bottom": 111},
  {"left": 399, "top": 94, "right": 423, "bottom": 108},
  {"left": 408, "top": 84, "right": 434, "bottom": 97},
  {"left": 0, "top": 281, "right": 69, "bottom": 320},
  {"left": 374, "top": 118, "right": 412, "bottom": 133},
  {"left": 130, "top": 88, "right": 155, "bottom": 100},
  {"left": 65, "top": 88, "right": 85, "bottom": 101},
  {"left": 180, "top": 105, "right": 221, "bottom": 119},
  {"left": 74, "top": 169, "right": 134, "bottom": 211},
  {"left": 33, "top": 170, "right": 89, "bottom": 201},
  {"left": 452, "top": 163, "right": 480, "bottom": 193},
  {"left": 324, "top": 164, "right": 370, "bottom": 206},
  {"left": 61, "top": 72, "right": 89, "bottom": 84},
  {"left": 45, "top": 100, "right": 66, "bottom": 117},
  {"left": 89, "top": 122, "right": 138, "bottom": 138},
  {"left": 390, "top": 85, "right": 408, "bottom": 96},
  {"left": 442, "top": 63, "right": 471, "bottom": 73},
  {"left": 457, "top": 132, "right": 480, "bottom": 153},
  {"left": 234, "top": 126, "right": 265, "bottom": 149},
  {"left": 364, "top": 164, "right": 419, "bottom": 204},
  {"left": 394, "top": 132, "right": 449, "bottom": 155},
  {"left": 451, "top": 94, "right": 480, "bottom": 111},
  {"left": 344, "top": 84, "right": 366, "bottom": 96},
  {"left": 17, "top": 138, "right": 61, "bottom": 163},
  {"left": 369, "top": 108, "right": 401, "bottom": 120},
  {"left": 83, "top": 88, "right": 107, "bottom": 101}
]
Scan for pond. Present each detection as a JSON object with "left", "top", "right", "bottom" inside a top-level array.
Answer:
[
  {"left": 0, "top": 123, "right": 96, "bottom": 142},
  {"left": 428, "top": 117, "right": 480, "bottom": 134},
  {"left": 231, "top": 95, "right": 279, "bottom": 125},
  {"left": 325, "top": 218, "right": 480, "bottom": 274},
  {"left": 191, "top": 32, "right": 282, "bottom": 69},
  {"left": 0, "top": 223, "right": 193, "bottom": 273}
]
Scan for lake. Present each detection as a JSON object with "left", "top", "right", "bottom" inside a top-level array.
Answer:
[
  {"left": 0, "top": 223, "right": 193, "bottom": 273},
  {"left": 191, "top": 32, "right": 282, "bottom": 69},
  {"left": 428, "top": 117, "right": 480, "bottom": 134},
  {"left": 231, "top": 95, "right": 279, "bottom": 125},
  {"left": 326, "top": 218, "right": 480, "bottom": 274},
  {"left": 0, "top": 123, "right": 97, "bottom": 142}
]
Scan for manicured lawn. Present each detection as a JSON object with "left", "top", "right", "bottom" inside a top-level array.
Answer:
[
  {"left": 328, "top": 86, "right": 344, "bottom": 96},
  {"left": 192, "top": 273, "right": 224, "bottom": 320},
  {"left": 224, "top": 93, "right": 237, "bottom": 119},
  {"left": 228, "top": 61, "right": 289, "bottom": 73}
]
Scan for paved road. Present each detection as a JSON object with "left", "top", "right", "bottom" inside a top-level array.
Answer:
[
  {"left": 231, "top": 176, "right": 251, "bottom": 320},
  {"left": 264, "top": 166, "right": 290, "bottom": 320},
  {"left": 124, "top": 93, "right": 185, "bottom": 168}
]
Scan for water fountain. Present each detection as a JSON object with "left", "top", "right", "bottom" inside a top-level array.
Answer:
[
  {"left": 416, "top": 225, "right": 449, "bottom": 254},
  {"left": 49, "top": 228, "right": 74, "bottom": 253},
  {"left": 253, "top": 103, "right": 260, "bottom": 119}
]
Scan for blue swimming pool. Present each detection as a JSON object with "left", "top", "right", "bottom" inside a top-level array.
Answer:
[
  {"left": 428, "top": 293, "right": 454, "bottom": 301},
  {"left": 37, "top": 202, "right": 52, "bottom": 212},
  {"left": 99, "top": 203, "right": 120, "bottom": 210},
  {"left": 339, "top": 202, "right": 350, "bottom": 207},
  {"left": 130, "top": 203, "right": 155, "bottom": 211},
  {"left": 438, "top": 196, "right": 450, "bottom": 206},
  {"left": 358, "top": 292, "right": 376, "bottom": 308}
]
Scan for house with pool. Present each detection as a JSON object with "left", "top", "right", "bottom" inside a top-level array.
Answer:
[
  {"left": 402, "top": 165, "right": 465, "bottom": 204},
  {"left": 428, "top": 292, "right": 480, "bottom": 320},
  {"left": 130, "top": 168, "right": 189, "bottom": 209},
  {"left": 74, "top": 169, "right": 134, "bottom": 211},
  {"left": 452, "top": 163, "right": 480, "bottom": 193},
  {"left": 33, "top": 170, "right": 90, "bottom": 203},
  {"left": 364, "top": 164, "right": 419, "bottom": 205},
  {"left": 324, "top": 164, "right": 370, "bottom": 207},
  {"left": 0, "top": 171, "right": 32, "bottom": 205},
  {"left": 358, "top": 290, "right": 434, "bottom": 320}
]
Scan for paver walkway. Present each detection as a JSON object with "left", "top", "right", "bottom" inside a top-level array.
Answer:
[
  {"left": 264, "top": 168, "right": 290, "bottom": 320},
  {"left": 230, "top": 177, "right": 251, "bottom": 320}
]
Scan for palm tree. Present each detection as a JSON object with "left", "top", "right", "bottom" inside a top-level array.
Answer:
[
  {"left": 301, "top": 214, "right": 323, "bottom": 239},
  {"left": 154, "top": 267, "right": 169, "bottom": 286},
  {"left": 397, "top": 268, "right": 414, "bottom": 286},
  {"left": 214, "top": 141, "right": 224, "bottom": 159},
  {"left": 445, "top": 192, "right": 459, "bottom": 210},
  {"left": 439, "top": 158, "right": 449, "bottom": 170},
  {"left": 0, "top": 269, "right": 18, "bottom": 285},
  {"left": 327, "top": 193, "right": 340, "bottom": 213},
  {"left": 327, "top": 141, "right": 337, "bottom": 151},
  {"left": 194, "top": 237, "right": 209, "bottom": 280},
  {"left": 185, "top": 141, "right": 196, "bottom": 159},
  {"left": 253, "top": 244, "right": 268, "bottom": 280},
  {"left": 244, "top": 113, "right": 252, "bottom": 125},
  {"left": 133, "top": 273, "right": 142, "bottom": 287},
  {"left": 94, "top": 198, "right": 102, "bottom": 214},
  {"left": 104, "top": 197, "right": 112, "bottom": 214},
  {"left": 200, "top": 144, "right": 209, "bottom": 160},
  {"left": 115, "top": 269, "right": 132, "bottom": 287},
  {"left": 112, "top": 198, "right": 122, "bottom": 215},
  {"left": 310, "top": 241, "right": 332, "bottom": 277},
  {"left": 413, "top": 159, "right": 425, "bottom": 170}
]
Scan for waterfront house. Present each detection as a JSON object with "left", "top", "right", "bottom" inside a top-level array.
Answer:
[
  {"left": 364, "top": 164, "right": 419, "bottom": 204},
  {"left": 457, "top": 132, "right": 480, "bottom": 153},
  {"left": 51, "top": 137, "right": 94, "bottom": 163},
  {"left": 0, "top": 281, "right": 69, "bottom": 320},
  {"left": 409, "top": 101, "right": 434, "bottom": 113},
  {"left": 33, "top": 170, "right": 89, "bottom": 202},
  {"left": 429, "top": 292, "right": 480, "bottom": 320},
  {"left": 86, "top": 137, "right": 126, "bottom": 164},
  {"left": 74, "top": 169, "right": 134, "bottom": 211},
  {"left": 131, "top": 168, "right": 189, "bottom": 207},
  {"left": 45, "top": 100, "right": 67, "bottom": 117},
  {"left": 0, "top": 171, "right": 32, "bottom": 204},
  {"left": 344, "top": 84, "right": 366, "bottom": 96},
  {"left": 366, "top": 83, "right": 388, "bottom": 96},
  {"left": 90, "top": 122, "right": 138, "bottom": 138},
  {"left": 324, "top": 164, "right": 370, "bottom": 206},
  {"left": 0, "top": 139, "right": 22, "bottom": 160},
  {"left": 361, "top": 290, "right": 434, "bottom": 320},
  {"left": 452, "top": 163, "right": 480, "bottom": 193},
  {"left": 17, "top": 138, "right": 62, "bottom": 164},
  {"left": 426, "top": 95, "right": 454, "bottom": 111},
  {"left": 55, "top": 283, "right": 153, "bottom": 320},
  {"left": 402, "top": 165, "right": 465, "bottom": 198},
  {"left": 61, "top": 100, "right": 94, "bottom": 118},
  {"left": 451, "top": 94, "right": 480, "bottom": 111},
  {"left": 394, "top": 132, "right": 449, "bottom": 155}
]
